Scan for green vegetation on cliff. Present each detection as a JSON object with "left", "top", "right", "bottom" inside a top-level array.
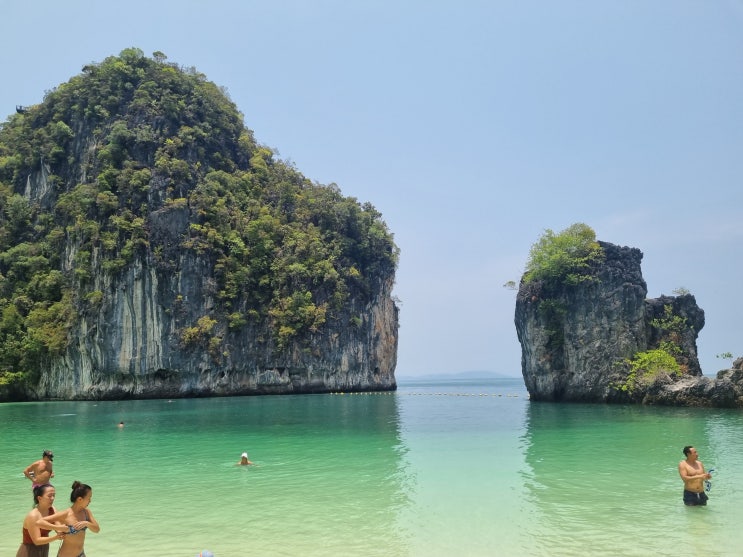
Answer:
[
  {"left": 0, "top": 48, "right": 398, "bottom": 384},
  {"left": 520, "top": 223, "right": 604, "bottom": 351},
  {"left": 523, "top": 223, "right": 604, "bottom": 287},
  {"left": 614, "top": 304, "right": 689, "bottom": 394}
]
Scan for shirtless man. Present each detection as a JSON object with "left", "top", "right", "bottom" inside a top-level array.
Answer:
[
  {"left": 24, "top": 450, "right": 54, "bottom": 488},
  {"left": 678, "top": 445, "right": 711, "bottom": 506}
]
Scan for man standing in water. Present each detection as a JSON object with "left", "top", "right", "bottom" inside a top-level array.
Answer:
[
  {"left": 678, "top": 445, "right": 711, "bottom": 506},
  {"left": 23, "top": 450, "right": 54, "bottom": 488}
]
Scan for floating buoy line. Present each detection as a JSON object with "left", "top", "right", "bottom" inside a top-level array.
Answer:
[{"left": 329, "top": 391, "right": 527, "bottom": 398}]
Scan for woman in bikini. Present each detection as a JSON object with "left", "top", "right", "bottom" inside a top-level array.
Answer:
[
  {"left": 37, "top": 481, "right": 99, "bottom": 557},
  {"left": 16, "top": 483, "right": 65, "bottom": 557}
]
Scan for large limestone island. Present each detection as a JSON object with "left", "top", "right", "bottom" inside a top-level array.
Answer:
[
  {"left": 515, "top": 224, "right": 743, "bottom": 408},
  {"left": 0, "top": 49, "right": 399, "bottom": 401}
]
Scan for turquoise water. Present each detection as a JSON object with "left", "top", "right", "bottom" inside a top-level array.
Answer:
[{"left": 1, "top": 378, "right": 741, "bottom": 556}]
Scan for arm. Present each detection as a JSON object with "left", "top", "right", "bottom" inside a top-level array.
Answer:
[
  {"left": 23, "top": 462, "right": 37, "bottom": 481},
  {"left": 699, "top": 463, "right": 711, "bottom": 480},
  {"left": 29, "top": 527, "right": 65, "bottom": 546},
  {"left": 25, "top": 513, "right": 65, "bottom": 545},
  {"left": 678, "top": 462, "right": 711, "bottom": 482},
  {"left": 80, "top": 509, "right": 100, "bottom": 533},
  {"left": 37, "top": 509, "right": 71, "bottom": 533}
]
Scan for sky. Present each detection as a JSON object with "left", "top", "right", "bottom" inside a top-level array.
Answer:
[{"left": 1, "top": 1, "right": 741, "bottom": 378}]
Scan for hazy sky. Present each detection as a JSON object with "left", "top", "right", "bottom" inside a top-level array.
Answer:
[{"left": 1, "top": 1, "right": 741, "bottom": 377}]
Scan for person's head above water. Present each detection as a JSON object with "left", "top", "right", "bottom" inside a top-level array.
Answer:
[
  {"left": 33, "top": 483, "right": 55, "bottom": 506},
  {"left": 70, "top": 481, "right": 92, "bottom": 503}
]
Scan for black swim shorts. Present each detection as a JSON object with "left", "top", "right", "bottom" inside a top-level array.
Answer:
[{"left": 683, "top": 490, "right": 708, "bottom": 506}]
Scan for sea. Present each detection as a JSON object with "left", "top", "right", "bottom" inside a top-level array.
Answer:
[{"left": 1, "top": 377, "right": 741, "bottom": 557}]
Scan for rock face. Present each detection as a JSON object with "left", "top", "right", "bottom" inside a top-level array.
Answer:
[
  {"left": 36, "top": 259, "right": 398, "bottom": 399},
  {"left": 515, "top": 241, "right": 743, "bottom": 407},
  {"left": 0, "top": 50, "right": 399, "bottom": 401},
  {"left": 643, "top": 358, "right": 743, "bottom": 407}
]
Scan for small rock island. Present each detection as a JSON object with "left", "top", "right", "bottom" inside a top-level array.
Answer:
[{"left": 515, "top": 224, "right": 743, "bottom": 407}]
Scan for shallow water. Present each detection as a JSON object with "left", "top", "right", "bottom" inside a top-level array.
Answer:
[{"left": 1, "top": 378, "right": 740, "bottom": 556}]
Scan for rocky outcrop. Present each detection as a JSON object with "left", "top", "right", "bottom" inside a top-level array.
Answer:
[
  {"left": 0, "top": 50, "right": 399, "bottom": 401},
  {"left": 516, "top": 242, "right": 649, "bottom": 402},
  {"left": 642, "top": 359, "right": 743, "bottom": 407},
  {"left": 35, "top": 258, "right": 398, "bottom": 399},
  {"left": 515, "top": 240, "right": 743, "bottom": 407}
]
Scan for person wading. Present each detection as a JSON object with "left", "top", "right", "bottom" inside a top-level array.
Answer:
[
  {"left": 678, "top": 445, "right": 712, "bottom": 506},
  {"left": 16, "top": 483, "right": 65, "bottom": 557},
  {"left": 23, "top": 451, "right": 54, "bottom": 489},
  {"left": 37, "top": 481, "right": 100, "bottom": 557}
]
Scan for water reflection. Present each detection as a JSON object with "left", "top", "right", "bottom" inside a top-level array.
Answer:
[
  {"left": 521, "top": 402, "right": 742, "bottom": 557},
  {"left": 0, "top": 393, "right": 411, "bottom": 557},
  {"left": 395, "top": 378, "right": 534, "bottom": 556}
]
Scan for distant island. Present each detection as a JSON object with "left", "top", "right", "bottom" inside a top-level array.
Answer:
[
  {"left": 0, "top": 49, "right": 399, "bottom": 402},
  {"left": 397, "top": 371, "right": 520, "bottom": 381},
  {"left": 515, "top": 224, "right": 743, "bottom": 407}
]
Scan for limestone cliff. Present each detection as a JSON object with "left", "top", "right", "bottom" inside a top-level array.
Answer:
[
  {"left": 515, "top": 239, "right": 743, "bottom": 407},
  {"left": 0, "top": 49, "right": 398, "bottom": 401},
  {"left": 39, "top": 260, "right": 398, "bottom": 399}
]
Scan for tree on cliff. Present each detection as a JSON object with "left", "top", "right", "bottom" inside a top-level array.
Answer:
[
  {"left": 0, "top": 48, "right": 399, "bottom": 396},
  {"left": 516, "top": 224, "right": 605, "bottom": 354},
  {"left": 523, "top": 223, "right": 604, "bottom": 288}
]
